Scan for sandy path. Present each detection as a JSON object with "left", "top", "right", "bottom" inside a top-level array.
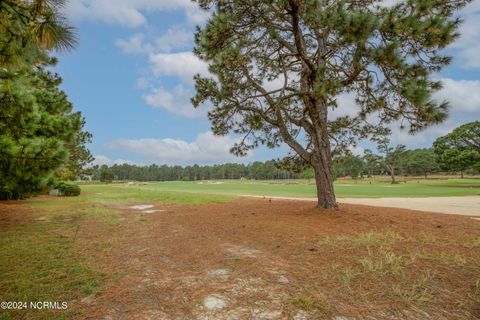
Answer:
[{"left": 243, "top": 195, "right": 480, "bottom": 216}]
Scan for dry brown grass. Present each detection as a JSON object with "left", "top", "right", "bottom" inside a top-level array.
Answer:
[{"left": 1, "top": 197, "right": 480, "bottom": 319}]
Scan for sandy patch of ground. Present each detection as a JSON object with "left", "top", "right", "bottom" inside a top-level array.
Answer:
[
  {"left": 340, "top": 196, "right": 480, "bottom": 217},
  {"left": 197, "top": 181, "right": 225, "bottom": 185},
  {"left": 243, "top": 195, "right": 480, "bottom": 217},
  {"left": 129, "top": 204, "right": 155, "bottom": 210},
  {"left": 128, "top": 204, "right": 168, "bottom": 214}
]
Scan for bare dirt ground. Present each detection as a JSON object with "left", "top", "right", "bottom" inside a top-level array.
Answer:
[
  {"left": 2, "top": 198, "right": 479, "bottom": 319},
  {"left": 0, "top": 201, "right": 37, "bottom": 228},
  {"left": 244, "top": 195, "right": 480, "bottom": 217},
  {"left": 65, "top": 199, "right": 480, "bottom": 319}
]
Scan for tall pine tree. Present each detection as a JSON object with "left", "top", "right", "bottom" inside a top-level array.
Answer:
[
  {"left": 192, "top": 0, "right": 470, "bottom": 208},
  {"left": 0, "top": 1, "right": 91, "bottom": 199}
]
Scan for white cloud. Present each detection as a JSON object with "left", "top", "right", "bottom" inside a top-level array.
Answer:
[
  {"left": 65, "top": 0, "right": 205, "bottom": 27},
  {"left": 329, "top": 92, "right": 359, "bottom": 120},
  {"left": 105, "top": 131, "right": 251, "bottom": 165},
  {"left": 328, "top": 77, "right": 480, "bottom": 122},
  {"left": 389, "top": 125, "right": 427, "bottom": 145},
  {"left": 92, "top": 155, "right": 141, "bottom": 166},
  {"left": 349, "top": 145, "right": 364, "bottom": 156},
  {"left": 143, "top": 87, "right": 173, "bottom": 110},
  {"left": 66, "top": 0, "right": 148, "bottom": 27},
  {"left": 185, "top": 5, "right": 210, "bottom": 25},
  {"left": 155, "top": 27, "right": 192, "bottom": 52},
  {"left": 136, "top": 77, "right": 151, "bottom": 89},
  {"left": 451, "top": 1, "right": 480, "bottom": 68},
  {"left": 115, "top": 33, "right": 153, "bottom": 54},
  {"left": 115, "top": 37, "right": 210, "bottom": 118},
  {"left": 143, "top": 85, "right": 206, "bottom": 118},
  {"left": 326, "top": 77, "right": 480, "bottom": 148},
  {"left": 434, "top": 78, "right": 480, "bottom": 112},
  {"left": 149, "top": 51, "right": 209, "bottom": 83},
  {"left": 116, "top": 27, "right": 192, "bottom": 54},
  {"left": 262, "top": 76, "right": 286, "bottom": 92},
  {"left": 388, "top": 119, "right": 459, "bottom": 146}
]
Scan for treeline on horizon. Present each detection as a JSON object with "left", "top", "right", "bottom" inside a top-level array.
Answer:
[
  {"left": 87, "top": 148, "right": 478, "bottom": 183},
  {"left": 86, "top": 121, "right": 480, "bottom": 183},
  {"left": 89, "top": 160, "right": 303, "bottom": 182}
]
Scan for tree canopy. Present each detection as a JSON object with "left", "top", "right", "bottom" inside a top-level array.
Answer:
[
  {"left": 192, "top": 0, "right": 469, "bottom": 207},
  {"left": 0, "top": 0, "right": 90, "bottom": 199},
  {"left": 405, "top": 148, "right": 438, "bottom": 178},
  {"left": 0, "top": 0, "right": 76, "bottom": 68},
  {"left": 373, "top": 135, "right": 406, "bottom": 183},
  {"left": 433, "top": 121, "right": 480, "bottom": 177}
]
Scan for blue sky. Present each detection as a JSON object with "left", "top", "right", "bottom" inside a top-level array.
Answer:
[{"left": 56, "top": 1, "right": 480, "bottom": 166}]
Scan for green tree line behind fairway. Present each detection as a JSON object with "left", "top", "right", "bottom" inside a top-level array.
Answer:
[
  {"left": 85, "top": 153, "right": 467, "bottom": 183},
  {"left": 91, "top": 161, "right": 303, "bottom": 182},
  {"left": 89, "top": 122, "right": 480, "bottom": 183},
  {"left": 88, "top": 149, "right": 476, "bottom": 183}
]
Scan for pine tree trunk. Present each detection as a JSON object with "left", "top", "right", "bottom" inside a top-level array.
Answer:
[
  {"left": 389, "top": 167, "right": 396, "bottom": 184},
  {"left": 311, "top": 151, "right": 337, "bottom": 209},
  {"left": 306, "top": 97, "right": 337, "bottom": 209}
]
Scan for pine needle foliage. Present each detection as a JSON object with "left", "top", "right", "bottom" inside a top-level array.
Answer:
[
  {"left": 192, "top": 0, "right": 470, "bottom": 207},
  {"left": 0, "top": 1, "right": 90, "bottom": 200}
]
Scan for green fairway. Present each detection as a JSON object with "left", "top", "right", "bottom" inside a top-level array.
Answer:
[{"left": 80, "top": 178, "right": 480, "bottom": 199}]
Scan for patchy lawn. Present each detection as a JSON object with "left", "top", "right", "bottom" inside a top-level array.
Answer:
[
  {"left": 0, "top": 201, "right": 107, "bottom": 319},
  {"left": 0, "top": 194, "right": 479, "bottom": 319}
]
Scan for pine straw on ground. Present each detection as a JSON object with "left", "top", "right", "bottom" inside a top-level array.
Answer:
[{"left": 1, "top": 198, "right": 480, "bottom": 319}]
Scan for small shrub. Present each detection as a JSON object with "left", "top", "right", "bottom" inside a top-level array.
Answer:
[{"left": 56, "top": 183, "right": 81, "bottom": 196}]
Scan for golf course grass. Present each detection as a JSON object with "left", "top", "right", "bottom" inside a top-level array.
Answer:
[{"left": 78, "top": 177, "right": 480, "bottom": 199}]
